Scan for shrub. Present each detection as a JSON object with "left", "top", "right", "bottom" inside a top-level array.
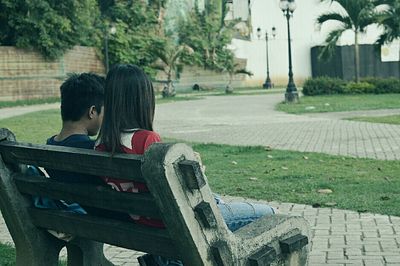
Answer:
[
  {"left": 302, "top": 77, "right": 345, "bottom": 96},
  {"left": 361, "top": 77, "right": 400, "bottom": 94},
  {"left": 303, "top": 77, "right": 400, "bottom": 96},
  {"left": 342, "top": 82, "right": 375, "bottom": 94}
]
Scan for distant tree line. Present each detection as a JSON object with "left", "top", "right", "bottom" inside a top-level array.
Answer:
[{"left": 0, "top": 0, "right": 238, "bottom": 87}]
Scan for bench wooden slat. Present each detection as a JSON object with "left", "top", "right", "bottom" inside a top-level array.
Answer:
[
  {"left": 0, "top": 141, "right": 144, "bottom": 182},
  {"left": 14, "top": 174, "right": 162, "bottom": 219},
  {"left": 28, "top": 208, "right": 179, "bottom": 259}
]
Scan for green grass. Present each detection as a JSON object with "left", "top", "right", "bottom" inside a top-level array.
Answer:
[
  {"left": 0, "top": 97, "right": 60, "bottom": 109},
  {"left": 0, "top": 242, "right": 67, "bottom": 265},
  {"left": 194, "top": 144, "right": 400, "bottom": 216},
  {"left": 0, "top": 243, "right": 15, "bottom": 266},
  {"left": 276, "top": 94, "right": 400, "bottom": 114},
  {"left": 347, "top": 115, "right": 400, "bottom": 125},
  {"left": 1, "top": 110, "right": 400, "bottom": 217},
  {"left": 0, "top": 109, "right": 62, "bottom": 143}
]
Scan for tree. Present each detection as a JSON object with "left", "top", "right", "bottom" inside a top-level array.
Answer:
[
  {"left": 317, "top": 0, "right": 378, "bottom": 82},
  {"left": 178, "top": 1, "right": 240, "bottom": 74},
  {"left": 100, "top": 0, "right": 166, "bottom": 76},
  {"left": 224, "top": 58, "right": 253, "bottom": 94},
  {"left": 374, "top": 0, "right": 400, "bottom": 76},
  {"left": 0, "top": 0, "right": 100, "bottom": 59},
  {"left": 153, "top": 40, "right": 194, "bottom": 97}
]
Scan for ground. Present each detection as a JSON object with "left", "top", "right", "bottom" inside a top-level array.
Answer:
[{"left": 1, "top": 92, "right": 400, "bottom": 265}]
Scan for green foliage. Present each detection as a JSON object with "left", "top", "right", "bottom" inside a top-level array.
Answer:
[
  {"left": 361, "top": 77, "right": 400, "bottom": 93},
  {"left": 374, "top": 0, "right": 400, "bottom": 46},
  {"left": 0, "top": 0, "right": 238, "bottom": 77},
  {"left": 178, "top": 0, "right": 236, "bottom": 72},
  {"left": 343, "top": 81, "right": 375, "bottom": 94},
  {"left": 0, "top": 0, "right": 100, "bottom": 59},
  {"left": 302, "top": 77, "right": 345, "bottom": 96},
  {"left": 103, "top": 1, "right": 163, "bottom": 76},
  {"left": 303, "top": 77, "right": 400, "bottom": 96}
]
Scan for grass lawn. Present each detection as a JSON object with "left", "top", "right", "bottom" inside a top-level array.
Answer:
[
  {"left": 347, "top": 114, "right": 400, "bottom": 125},
  {"left": 0, "top": 242, "right": 67, "bottom": 265},
  {"left": 0, "top": 243, "right": 15, "bottom": 266},
  {"left": 276, "top": 94, "right": 400, "bottom": 114},
  {"left": 0, "top": 97, "right": 60, "bottom": 109}
]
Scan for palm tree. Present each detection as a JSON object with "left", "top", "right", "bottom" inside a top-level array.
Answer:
[
  {"left": 153, "top": 41, "right": 194, "bottom": 97},
  {"left": 317, "top": 0, "right": 378, "bottom": 82},
  {"left": 374, "top": 0, "right": 400, "bottom": 76}
]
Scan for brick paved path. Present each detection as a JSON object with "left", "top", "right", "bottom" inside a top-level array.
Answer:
[
  {"left": 1, "top": 94, "right": 399, "bottom": 265},
  {"left": 155, "top": 94, "right": 400, "bottom": 160}
]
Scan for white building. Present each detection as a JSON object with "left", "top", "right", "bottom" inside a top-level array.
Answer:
[{"left": 228, "top": 0, "right": 396, "bottom": 86}]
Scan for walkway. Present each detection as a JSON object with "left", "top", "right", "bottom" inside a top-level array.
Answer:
[
  {"left": 155, "top": 94, "right": 400, "bottom": 160},
  {"left": 0, "top": 93, "right": 400, "bottom": 265}
]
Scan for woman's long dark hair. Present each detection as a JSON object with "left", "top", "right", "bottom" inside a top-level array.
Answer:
[{"left": 98, "top": 64, "right": 155, "bottom": 153}]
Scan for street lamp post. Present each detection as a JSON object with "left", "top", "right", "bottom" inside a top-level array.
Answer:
[
  {"left": 257, "top": 27, "right": 276, "bottom": 89},
  {"left": 279, "top": 0, "right": 299, "bottom": 103},
  {"left": 104, "top": 24, "right": 116, "bottom": 73}
]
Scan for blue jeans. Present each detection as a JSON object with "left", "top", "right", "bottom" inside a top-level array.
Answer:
[
  {"left": 218, "top": 201, "right": 275, "bottom": 232},
  {"left": 147, "top": 199, "right": 275, "bottom": 266}
]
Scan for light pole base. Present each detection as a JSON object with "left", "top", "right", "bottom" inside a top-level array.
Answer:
[
  {"left": 263, "top": 77, "right": 272, "bottom": 89},
  {"left": 285, "top": 91, "right": 299, "bottom": 103}
]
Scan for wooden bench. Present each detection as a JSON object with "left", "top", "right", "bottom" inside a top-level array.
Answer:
[{"left": 0, "top": 128, "right": 310, "bottom": 266}]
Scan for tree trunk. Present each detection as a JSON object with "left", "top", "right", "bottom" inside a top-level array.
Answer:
[
  {"left": 398, "top": 43, "right": 400, "bottom": 79},
  {"left": 162, "top": 69, "right": 175, "bottom": 98},
  {"left": 225, "top": 73, "right": 234, "bottom": 94},
  {"left": 354, "top": 31, "right": 360, "bottom": 83}
]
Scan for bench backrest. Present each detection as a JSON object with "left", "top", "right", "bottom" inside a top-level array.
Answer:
[{"left": 0, "top": 128, "right": 235, "bottom": 265}]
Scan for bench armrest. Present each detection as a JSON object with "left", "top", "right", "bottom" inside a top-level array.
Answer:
[{"left": 232, "top": 214, "right": 310, "bottom": 265}]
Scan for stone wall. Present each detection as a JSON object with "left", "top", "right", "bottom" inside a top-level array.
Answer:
[
  {"left": 0, "top": 46, "right": 105, "bottom": 101},
  {"left": 154, "top": 59, "right": 249, "bottom": 92}
]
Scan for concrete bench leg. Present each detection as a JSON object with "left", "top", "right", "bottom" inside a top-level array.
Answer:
[
  {"left": 67, "top": 239, "right": 114, "bottom": 266},
  {"left": 14, "top": 236, "right": 63, "bottom": 266}
]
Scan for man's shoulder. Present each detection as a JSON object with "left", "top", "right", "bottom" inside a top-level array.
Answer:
[{"left": 47, "top": 134, "right": 95, "bottom": 149}]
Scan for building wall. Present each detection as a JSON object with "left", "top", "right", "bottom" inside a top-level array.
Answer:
[
  {"left": 233, "top": 0, "right": 385, "bottom": 86},
  {"left": 0, "top": 46, "right": 105, "bottom": 101}
]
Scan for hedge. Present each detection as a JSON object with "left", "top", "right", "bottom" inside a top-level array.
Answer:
[{"left": 302, "top": 76, "right": 400, "bottom": 96}]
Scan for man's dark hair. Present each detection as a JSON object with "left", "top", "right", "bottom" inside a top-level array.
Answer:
[{"left": 60, "top": 73, "right": 105, "bottom": 121}]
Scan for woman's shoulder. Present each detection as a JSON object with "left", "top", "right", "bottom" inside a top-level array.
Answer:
[
  {"left": 134, "top": 130, "right": 160, "bottom": 139},
  {"left": 131, "top": 130, "right": 161, "bottom": 154}
]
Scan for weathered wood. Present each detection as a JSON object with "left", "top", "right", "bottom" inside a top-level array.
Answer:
[
  {"left": 178, "top": 160, "right": 206, "bottom": 190},
  {"left": 28, "top": 208, "right": 179, "bottom": 258},
  {"left": 0, "top": 141, "right": 144, "bottom": 182},
  {"left": 14, "top": 173, "right": 161, "bottom": 219}
]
